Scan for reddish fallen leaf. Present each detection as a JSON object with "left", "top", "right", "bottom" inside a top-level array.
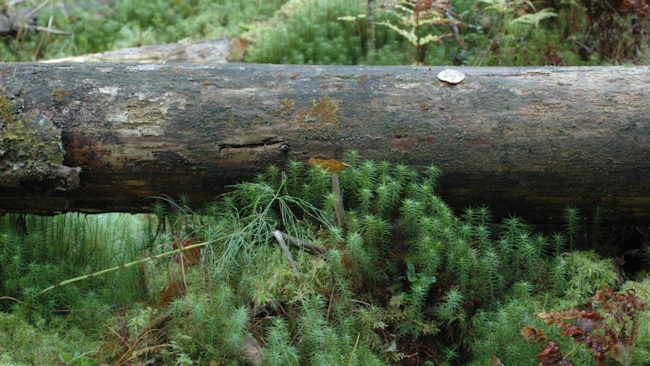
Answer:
[
  {"left": 159, "top": 281, "right": 186, "bottom": 306},
  {"left": 172, "top": 239, "right": 200, "bottom": 267}
]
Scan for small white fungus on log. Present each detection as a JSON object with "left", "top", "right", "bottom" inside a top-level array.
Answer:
[{"left": 437, "top": 69, "right": 465, "bottom": 84}]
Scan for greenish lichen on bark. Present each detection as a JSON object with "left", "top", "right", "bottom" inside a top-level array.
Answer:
[
  {"left": 296, "top": 96, "right": 340, "bottom": 139},
  {"left": 279, "top": 98, "right": 295, "bottom": 117},
  {"left": 0, "top": 93, "right": 80, "bottom": 190}
]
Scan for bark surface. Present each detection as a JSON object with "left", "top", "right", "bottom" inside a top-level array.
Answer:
[{"left": 0, "top": 63, "right": 648, "bottom": 224}]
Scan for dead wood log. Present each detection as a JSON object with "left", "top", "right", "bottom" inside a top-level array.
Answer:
[
  {"left": 42, "top": 38, "right": 233, "bottom": 64},
  {"left": 0, "top": 63, "right": 649, "bottom": 224},
  {"left": 3, "top": 2, "right": 235, "bottom": 63}
]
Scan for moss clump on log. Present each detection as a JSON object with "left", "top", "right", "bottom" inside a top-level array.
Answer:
[{"left": 0, "top": 93, "right": 80, "bottom": 190}]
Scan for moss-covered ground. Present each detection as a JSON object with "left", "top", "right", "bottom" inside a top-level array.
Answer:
[{"left": 2, "top": 155, "right": 650, "bottom": 365}]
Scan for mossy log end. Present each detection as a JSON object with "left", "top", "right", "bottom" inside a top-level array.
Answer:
[{"left": 0, "top": 63, "right": 648, "bottom": 224}]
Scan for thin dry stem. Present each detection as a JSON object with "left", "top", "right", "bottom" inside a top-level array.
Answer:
[{"left": 273, "top": 230, "right": 301, "bottom": 280}]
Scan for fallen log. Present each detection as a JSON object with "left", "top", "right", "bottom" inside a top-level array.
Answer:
[
  {"left": 41, "top": 38, "right": 233, "bottom": 64},
  {"left": 0, "top": 63, "right": 649, "bottom": 224}
]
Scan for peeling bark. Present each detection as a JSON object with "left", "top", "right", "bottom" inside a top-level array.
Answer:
[{"left": 0, "top": 63, "right": 649, "bottom": 224}]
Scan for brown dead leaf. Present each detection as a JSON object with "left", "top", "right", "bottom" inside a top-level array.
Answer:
[
  {"left": 159, "top": 281, "right": 186, "bottom": 307},
  {"left": 172, "top": 239, "right": 200, "bottom": 267},
  {"left": 228, "top": 35, "right": 248, "bottom": 62},
  {"left": 307, "top": 158, "right": 345, "bottom": 173}
]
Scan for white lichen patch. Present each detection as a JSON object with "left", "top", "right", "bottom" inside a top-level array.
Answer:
[
  {"left": 138, "top": 126, "right": 163, "bottom": 137},
  {"left": 107, "top": 106, "right": 129, "bottom": 123},
  {"left": 227, "top": 87, "right": 261, "bottom": 95},
  {"left": 508, "top": 87, "right": 531, "bottom": 96},
  {"left": 98, "top": 86, "right": 120, "bottom": 97},
  {"left": 395, "top": 83, "right": 418, "bottom": 89},
  {"left": 132, "top": 92, "right": 187, "bottom": 117},
  {"left": 126, "top": 64, "right": 166, "bottom": 71},
  {"left": 126, "top": 102, "right": 164, "bottom": 126}
]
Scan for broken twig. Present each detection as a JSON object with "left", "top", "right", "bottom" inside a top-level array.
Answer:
[
  {"left": 332, "top": 173, "right": 346, "bottom": 229},
  {"left": 277, "top": 231, "right": 326, "bottom": 254},
  {"left": 273, "top": 230, "right": 301, "bottom": 280}
]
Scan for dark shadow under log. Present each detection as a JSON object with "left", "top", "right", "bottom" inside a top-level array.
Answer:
[{"left": 0, "top": 63, "right": 649, "bottom": 224}]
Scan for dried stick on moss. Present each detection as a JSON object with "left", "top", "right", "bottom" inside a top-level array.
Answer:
[
  {"left": 116, "top": 328, "right": 168, "bottom": 366},
  {"left": 273, "top": 230, "right": 300, "bottom": 280},
  {"left": 332, "top": 173, "right": 346, "bottom": 228},
  {"left": 136, "top": 310, "right": 172, "bottom": 340},
  {"left": 38, "top": 239, "right": 215, "bottom": 294},
  {"left": 278, "top": 231, "right": 326, "bottom": 254}
]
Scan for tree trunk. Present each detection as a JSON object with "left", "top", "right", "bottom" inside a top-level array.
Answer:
[{"left": 1, "top": 63, "right": 649, "bottom": 224}]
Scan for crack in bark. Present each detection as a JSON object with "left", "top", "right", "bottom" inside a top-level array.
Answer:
[{"left": 219, "top": 138, "right": 283, "bottom": 149}]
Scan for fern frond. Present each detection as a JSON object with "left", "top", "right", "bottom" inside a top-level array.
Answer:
[{"left": 509, "top": 8, "right": 557, "bottom": 27}]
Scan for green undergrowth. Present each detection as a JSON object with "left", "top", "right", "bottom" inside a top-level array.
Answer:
[
  {"left": 244, "top": 0, "right": 411, "bottom": 65},
  {"left": 3, "top": 0, "right": 648, "bottom": 65},
  {"left": 0, "top": 213, "right": 155, "bottom": 364},
  {"left": 2, "top": 152, "right": 650, "bottom": 365}
]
